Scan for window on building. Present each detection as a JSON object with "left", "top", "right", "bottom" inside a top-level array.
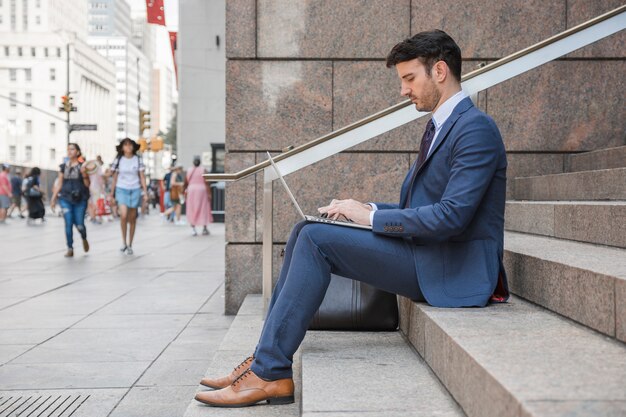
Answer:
[
  {"left": 50, "top": 95, "right": 55, "bottom": 106},
  {"left": 56, "top": 47, "right": 61, "bottom": 57},
  {"left": 9, "top": 146, "right": 16, "bottom": 162},
  {"left": 36, "top": 15, "right": 40, "bottom": 25},
  {"left": 31, "top": 47, "right": 36, "bottom": 56},
  {"left": 36, "top": 0, "right": 40, "bottom": 7},
  {"left": 44, "top": 47, "right": 48, "bottom": 57},
  {"left": 17, "top": 47, "right": 22, "bottom": 56},
  {"left": 25, "top": 68, "right": 31, "bottom": 81},
  {"left": 117, "top": 122, "right": 124, "bottom": 132},
  {"left": 4, "top": 46, "right": 9, "bottom": 56},
  {"left": 0, "top": 15, "right": 3, "bottom": 24},
  {"left": 9, "top": 68, "right": 16, "bottom": 81},
  {"left": 50, "top": 122, "right": 56, "bottom": 134},
  {"left": 49, "top": 148, "right": 56, "bottom": 161},
  {"left": 9, "top": 92, "right": 16, "bottom": 107},
  {"left": 25, "top": 146, "right": 32, "bottom": 161},
  {"left": 25, "top": 120, "right": 32, "bottom": 134},
  {"left": 49, "top": 68, "right": 55, "bottom": 81},
  {"left": 25, "top": 92, "right": 32, "bottom": 106}
]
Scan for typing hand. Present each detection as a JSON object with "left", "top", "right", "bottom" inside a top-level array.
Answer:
[{"left": 318, "top": 199, "right": 373, "bottom": 226}]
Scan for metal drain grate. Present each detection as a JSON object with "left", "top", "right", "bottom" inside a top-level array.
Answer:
[{"left": 0, "top": 394, "right": 90, "bottom": 417}]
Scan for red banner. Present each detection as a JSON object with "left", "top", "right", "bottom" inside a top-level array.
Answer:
[
  {"left": 169, "top": 31, "right": 178, "bottom": 87},
  {"left": 146, "top": 0, "right": 166, "bottom": 26}
]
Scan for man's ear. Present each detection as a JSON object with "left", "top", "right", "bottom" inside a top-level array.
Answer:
[{"left": 433, "top": 61, "right": 448, "bottom": 83}]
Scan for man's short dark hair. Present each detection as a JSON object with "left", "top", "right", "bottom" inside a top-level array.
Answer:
[{"left": 386, "top": 30, "right": 462, "bottom": 81}]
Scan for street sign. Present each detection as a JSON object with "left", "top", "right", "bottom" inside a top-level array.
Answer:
[{"left": 70, "top": 124, "right": 97, "bottom": 132}]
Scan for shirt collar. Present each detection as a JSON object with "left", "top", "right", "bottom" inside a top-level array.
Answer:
[{"left": 431, "top": 90, "right": 468, "bottom": 131}]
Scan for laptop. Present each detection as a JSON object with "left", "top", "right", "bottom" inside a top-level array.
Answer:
[{"left": 266, "top": 152, "right": 372, "bottom": 230}]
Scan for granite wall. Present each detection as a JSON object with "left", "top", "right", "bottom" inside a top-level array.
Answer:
[{"left": 223, "top": 0, "right": 626, "bottom": 314}]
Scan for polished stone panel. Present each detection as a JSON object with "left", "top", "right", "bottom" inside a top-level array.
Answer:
[
  {"left": 225, "top": 153, "right": 257, "bottom": 243},
  {"left": 226, "top": 0, "right": 256, "bottom": 58},
  {"left": 411, "top": 0, "right": 565, "bottom": 58},
  {"left": 257, "top": 0, "right": 410, "bottom": 58},
  {"left": 225, "top": 243, "right": 262, "bottom": 315},
  {"left": 227, "top": 60, "right": 333, "bottom": 151},
  {"left": 333, "top": 61, "right": 424, "bottom": 152},
  {"left": 488, "top": 61, "right": 626, "bottom": 152},
  {"left": 566, "top": 0, "right": 626, "bottom": 58}
]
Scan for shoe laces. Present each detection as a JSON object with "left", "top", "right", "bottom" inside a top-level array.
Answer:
[
  {"left": 232, "top": 369, "right": 251, "bottom": 386},
  {"left": 233, "top": 356, "right": 253, "bottom": 373}
]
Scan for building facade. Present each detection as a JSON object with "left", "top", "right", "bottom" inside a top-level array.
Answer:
[
  {"left": 87, "top": 36, "right": 151, "bottom": 143},
  {"left": 0, "top": 0, "right": 117, "bottom": 170},
  {"left": 177, "top": 0, "right": 225, "bottom": 170},
  {"left": 88, "top": 0, "right": 132, "bottom": 39}
]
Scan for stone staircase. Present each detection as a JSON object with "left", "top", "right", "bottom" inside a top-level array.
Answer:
[{"left": 184, "top": 145, "right": 625, "bottom": 417}]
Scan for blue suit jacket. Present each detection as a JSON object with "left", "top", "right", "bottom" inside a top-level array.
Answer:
[{"left": 372, "top": 97, "right": 509, "bottom": 307}]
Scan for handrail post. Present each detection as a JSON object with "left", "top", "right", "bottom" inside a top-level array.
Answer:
[{"left": 262, "top": 168, "right": 274, "bottom": 316}]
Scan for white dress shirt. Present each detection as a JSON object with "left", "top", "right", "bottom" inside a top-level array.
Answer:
[{"left": 369, "top": 90, "right": 469, "bottom": 225}]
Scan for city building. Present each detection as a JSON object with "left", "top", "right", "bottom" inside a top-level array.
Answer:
[
  {"left": 87, "top": 36, "right": 151, "bottom": 143},
  {"left": 87, "top": 0, "right": 132, "bottom": 39},
  {"left": 0, "top": 0, "right": 117, "bottom": 170},
  {"left": 177, "top": 0, "right": 225, "bottom": 171}
]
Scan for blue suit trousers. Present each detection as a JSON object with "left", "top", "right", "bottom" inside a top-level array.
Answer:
[{"left": 250, "top": 221, "right": 424, "bottom": 380}]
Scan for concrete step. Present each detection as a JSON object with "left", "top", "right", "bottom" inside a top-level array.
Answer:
[
  {"left": 505, "top": 200, "right": 626, "bottom": 248},
  {"left": 567, "top": 145, "right": 626, "bottom": 172},
  {"left": 183, "top": 295, "right": 301, "bottom": 417},
  {"left": 512, "top": 167, "right": 626, "bottom": 201},
  {"left": 301, "top": 331, "right": 465, "bottom": 417},
  {"left": 504, "top": 231, "right": 626, "bottom": 342},
  {"left": 400, "top": 295, "right": 626, "bottom": 417}
]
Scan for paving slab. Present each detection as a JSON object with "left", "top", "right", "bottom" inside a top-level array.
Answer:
[{"left": 301, "top": 331, "right": 464, "bottom": 416}]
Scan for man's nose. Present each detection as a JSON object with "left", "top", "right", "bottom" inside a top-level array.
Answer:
[{"left": 401, "top": 86, "right": 411, "bottom": 97}]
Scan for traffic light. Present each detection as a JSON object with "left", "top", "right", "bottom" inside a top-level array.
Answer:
[
  {"left": 150, "top": 136, "right": 164, "bottom": 151},
  {"left": 59, "top": 95, "right": 75, "bottom": 112},
  {"left": 138, "top": 137, "right": 148, "bottom": 152},
  {"left": 139, "top": 109, "right": 151, "bottom": 133}
]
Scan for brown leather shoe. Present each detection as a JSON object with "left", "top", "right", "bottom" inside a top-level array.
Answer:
[
  {"left": 199, "top": 355, "right": 254, "bottom": 389},
  {"left": 195, "top": 369, "right": 294, "bottom": 408}
]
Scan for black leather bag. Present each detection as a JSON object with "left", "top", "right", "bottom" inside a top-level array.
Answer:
[{"left": 308, "top": 274, "right": 399, "bottom": 331}]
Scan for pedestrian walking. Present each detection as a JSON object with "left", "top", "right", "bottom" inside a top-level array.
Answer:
[
  {"left": 8, "top": 169, "right": 26, "bottom": 219},
  {"left": 0, "top": 164, "right": 11, "bottom": 224},
  {"left": 109, "top": 138, "right": 148, "bottom": 255},
  {"left": 23, "top": 167, "right": 45, "bottom": 223},
  {"left": 164, "top": 166, "right": 184, "bottom": 225},
  {"left": 50, "top": 143, "right": 91, "bottom": 258},
  {"left": 185, "top": 156, "right": 213, "bottom": 236},
  {"left": 85, "top": 157, "right": 105, "bottom": 224}
]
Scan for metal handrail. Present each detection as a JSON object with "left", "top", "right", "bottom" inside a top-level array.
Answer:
[{"left": 205, "top": 4, "right": 626, "bottom": 182}]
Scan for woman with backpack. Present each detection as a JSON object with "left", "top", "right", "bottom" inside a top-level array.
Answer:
[
  {"left": 109, "top": 138, "right": 148, "bottom": 255},
  {"left": 50, "top": 143, "right": 91, "bottom": 257}
]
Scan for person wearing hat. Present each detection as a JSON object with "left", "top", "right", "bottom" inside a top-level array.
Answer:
[
  {"left": 109, "top": 138, "right": 148, "bottom": 255},
  {"left": 0, "top": 164, "right": 11, "bottom": 223}
]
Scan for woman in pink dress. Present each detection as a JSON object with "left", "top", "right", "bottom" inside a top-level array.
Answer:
[{"left": 185, "top": 156, "right": 213, "bottom": 236}]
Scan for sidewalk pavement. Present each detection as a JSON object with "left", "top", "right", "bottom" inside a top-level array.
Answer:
[{"left": 0, "top": 212, "right": 231, "bottom": 417}]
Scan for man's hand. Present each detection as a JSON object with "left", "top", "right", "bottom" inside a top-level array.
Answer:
[{"left": 318, "top": 199, "right": 373, "bottom": 226}]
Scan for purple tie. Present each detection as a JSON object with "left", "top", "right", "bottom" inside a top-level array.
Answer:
[
  {"left": 405, "top": 119, "right": 436, "bottom": 208},
  {"left": 416, "top": 119, "right": 436, "bottom": 168}
]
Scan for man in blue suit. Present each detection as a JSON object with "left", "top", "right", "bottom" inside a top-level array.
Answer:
[{"left": 195, "top": 29, "right": 509, "bottom": 408}]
